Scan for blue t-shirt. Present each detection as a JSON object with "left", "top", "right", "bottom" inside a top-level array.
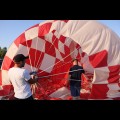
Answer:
[{"left": 69, "top": 65, "right": 85, "bottom": 87}]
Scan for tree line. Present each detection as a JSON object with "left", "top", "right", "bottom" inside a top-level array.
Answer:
[{"left": 0, "top": 47, "right": 7, "bottom": 59}]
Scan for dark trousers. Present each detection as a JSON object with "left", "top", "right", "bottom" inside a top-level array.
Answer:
[
  {"left": 70, "top": 85, "right": 80, "bottom": 97},
  {"left": 14, "top": 95, "right": 34, "bottom": 100}
]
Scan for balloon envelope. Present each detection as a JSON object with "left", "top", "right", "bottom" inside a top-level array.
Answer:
[{"left": 0, "top": 20, "right": 120, "bottom": 100}]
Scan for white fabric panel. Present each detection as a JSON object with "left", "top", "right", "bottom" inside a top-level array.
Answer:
[
  {"left": 64, "top": 37, "right": 72, "bottom": 47},
  {"left": 58, "top": 41, "right": 65, "bottom": 54},
  {"left": 25, "top": 27, "right": 38, "bottom": 40},
  {"left": 107, "top": 91, "right": 120, "bottom": 98},
  {"left": 107, "top": 83, "right": 120, "bottom": 98},
  {"left": 59, "top": 20, "right": 89, "bottom": 38},
  {"left": 31, "top": 37, "right": 45, "bottom": 52},
  {"left": 49, "top": 87, "right": 70, "bottom": 100},
  {"left": 81, "top": 55, "right": 94, "bottom": 73},
  {"left": 70, "top": 21, "right": 109, "bottom": 55},
  {"left": 17, "top": 44, "right": 30, "bottom": 56},
  {"left": 107, "top": 34, "right": 120, "bottom": 66},
  {"left": 92, "top": 67, "right": 109, "bottom": 84},
  {"left": 24, "top": 64, "right": 37, "bottom": 73},
  {"left": 107, "top": 83, "right": 120, "bottom": 90},
  {"left": 55, "top": 48, "right": 63, "bottom": 61},
  {"left": 40, "top": 53, "right": 56, "bottom": 73},
  {"left": 6, "top": 43, "right": 18, "bottom": 59},
  {"left": 44, "top": 33, "right": 53, "bottom": 43},
  {"left": 2, "top": 70, "right": 11, "bottom": 85},
  {"left": 49, "top": 20, "right": 67, "bottom": 35},
  {"left": 72, "top": 48, "right": 78, "bottom": 58},
  {"left": 54, "top": 31, "right": 60, "bottom": 39}
]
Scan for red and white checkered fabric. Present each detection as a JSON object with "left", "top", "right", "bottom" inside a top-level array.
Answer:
[{"left": 0, "top": 20, "right": 120, "bottom": 100}]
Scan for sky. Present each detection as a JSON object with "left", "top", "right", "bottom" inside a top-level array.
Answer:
[{"left": 0, "top": 20, "right": 120, "bottom": 48}]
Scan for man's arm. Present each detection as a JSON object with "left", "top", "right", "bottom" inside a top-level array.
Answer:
[
  {"left": 24, "top": 70, "right": 39, "bottom": 84},
  {"left": 27, "top": 75, "right": 38, "bottom": 84}
]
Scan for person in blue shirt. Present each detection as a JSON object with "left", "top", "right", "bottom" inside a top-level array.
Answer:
[{"left": 65, "top": 59, "right": 85, "bottom": 100}]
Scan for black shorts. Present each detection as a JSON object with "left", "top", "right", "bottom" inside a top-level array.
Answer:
[
  {"left": 70, "top": 85, "right": 80, "bottom": 97},
  {"left": 14, "top": 95, "right": 34, "bottom": 100}
]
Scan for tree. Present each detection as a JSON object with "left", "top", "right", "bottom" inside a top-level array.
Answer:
[{"left": 0, "top": 47, "right": 7, "bottom": 59}]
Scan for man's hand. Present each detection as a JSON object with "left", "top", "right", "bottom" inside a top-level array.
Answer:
[
  {"left": 28, "top": 74, "right": 39, "bottom": 84},
  {"left": 31, "top": 74, "right": 38, "bottom": 81},
  {"left": 30, "top": 71, "right": 37, "bottom": 75}
]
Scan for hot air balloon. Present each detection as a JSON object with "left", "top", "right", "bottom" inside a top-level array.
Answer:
[{"left": 0, "top": 20, "right": 120, "bottom": 100}]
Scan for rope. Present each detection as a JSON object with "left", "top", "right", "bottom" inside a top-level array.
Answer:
[
  {"left": 25, "top": 37, "right": 33, "bottom": 72},
  {"left": 46, "top": 78, "right": 82, "bottom": 81},
  {"left": 36, "top": 40, "right": 46, "bottom": 70},
  {"left": 37, "top": 69, "right": 84, "bottom": 79},
  {"left": 34, "top": 37, "right": 39, "bottom": 71},
  {"left": 37, "top": 46, "right": 80, "bottom": 75}
]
